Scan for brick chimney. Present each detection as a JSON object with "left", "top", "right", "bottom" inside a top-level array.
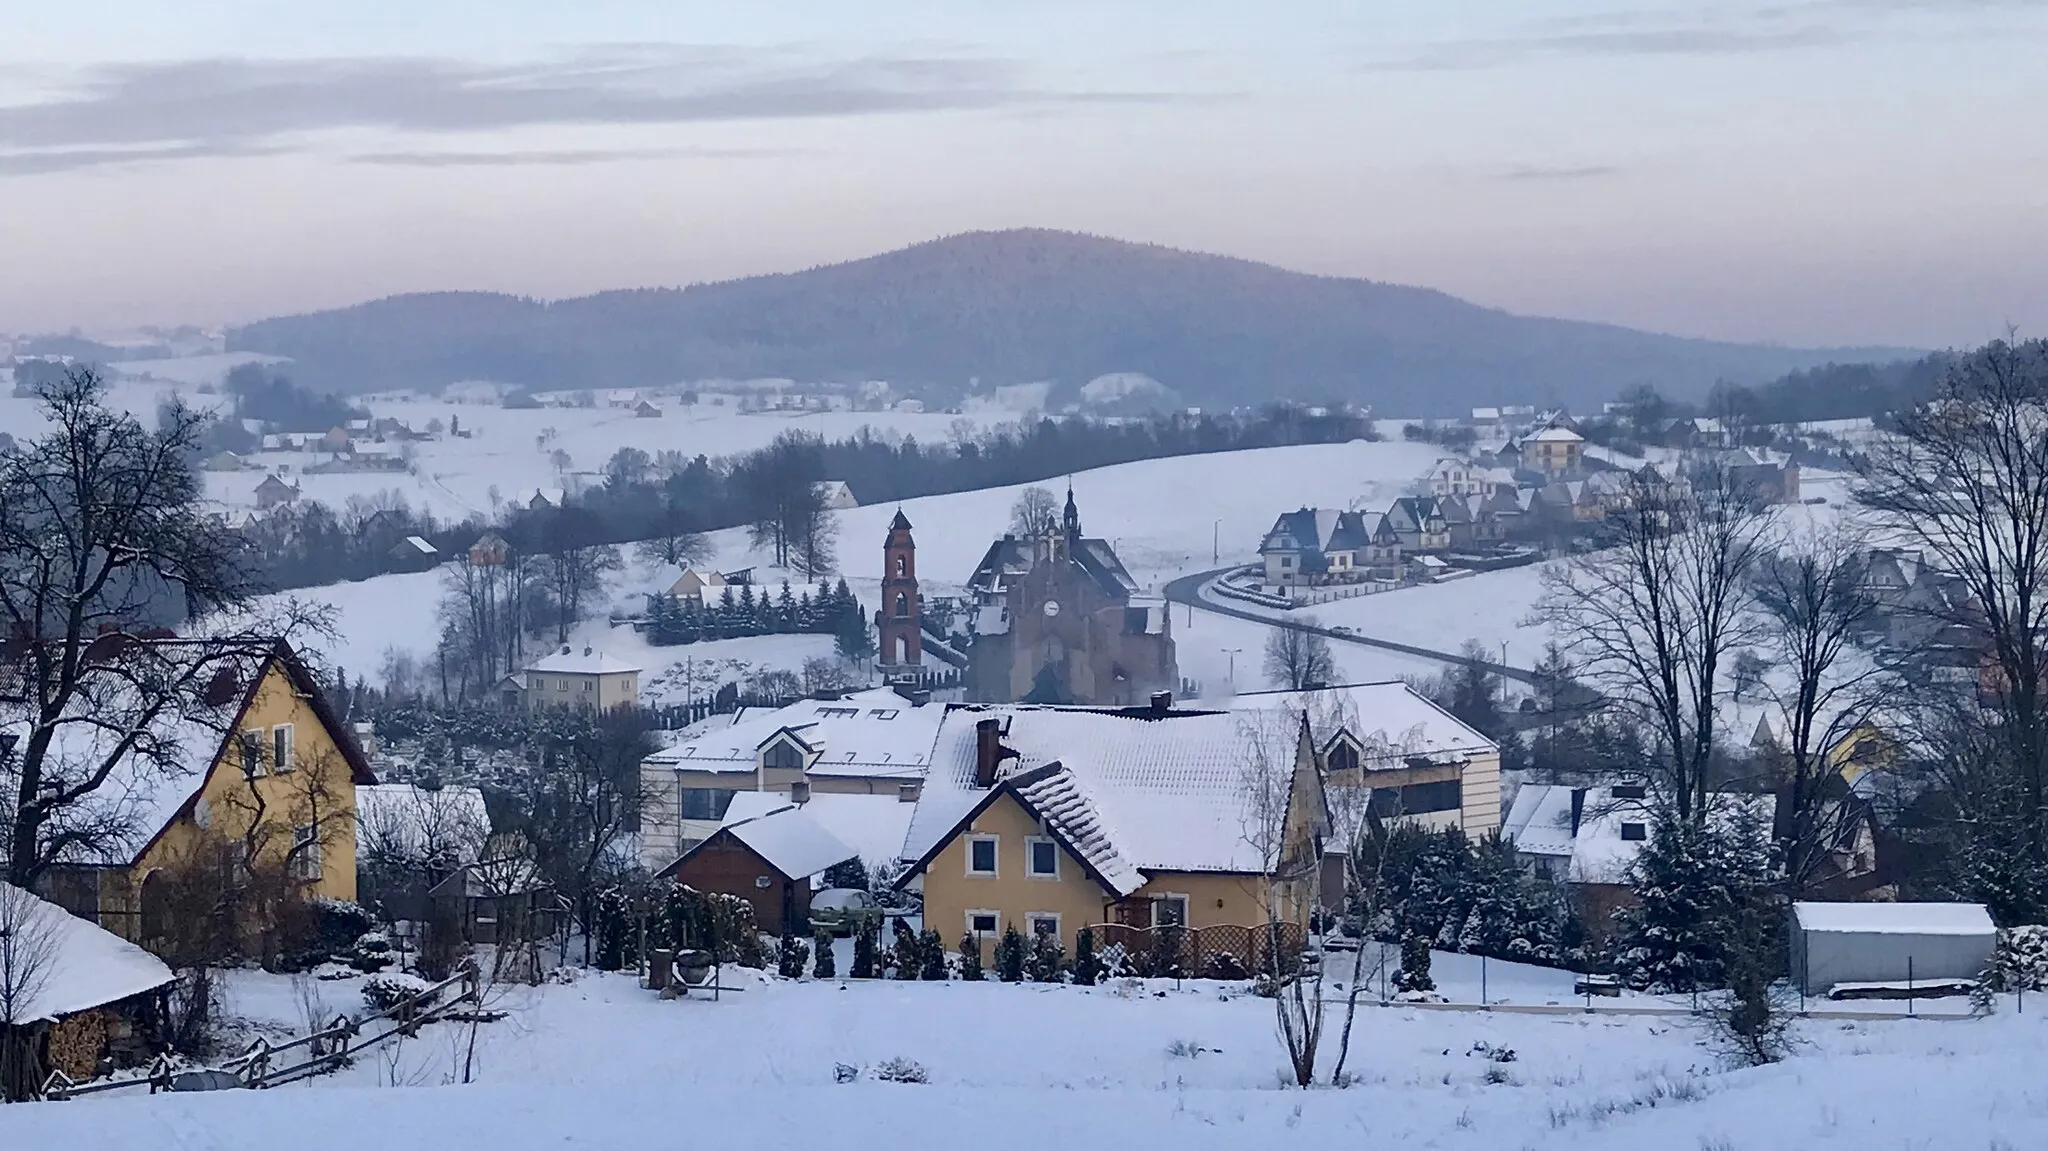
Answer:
[
  {"left": 789, "top": 780, "right": 811, "bottom": 806},
  {"left": 974, "top": 717, "right": 1015, "bottom": 788},
  {"left": 1149, "top": 690, "right": 1173, "bottom": 714}
]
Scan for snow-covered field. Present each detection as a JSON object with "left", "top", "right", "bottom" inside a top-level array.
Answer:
[{"left": 7, "top": 961, "right": 2040, "bottom": 1149}]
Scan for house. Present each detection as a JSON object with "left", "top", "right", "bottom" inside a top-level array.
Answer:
[
  {"left": 719, "top": 789, "right": 917, "bottom": 879},
  {"left": 202, "top": 450, "right": 243, "bottom": 473},
  {"left": 253, "top": 473, "right": 299, "bottom": 510},
  {"left": 519, "top": 646, "right": 642, "bottom": 712},
  {"left": 1789, "top": 902, "right": 1994, "bottom": 995},
  {"left": 632, "top": 400, "right": 663, "bottom": 419},
  {"left": 320, "top": 427, "right": 352, "bottom": 453},
  {"left": 1259, "top": 508, "right": 1391, "bottom": 588},
  {"left": 387, "top": 536, "right": 438, "bottom": 572},
  {"left": 818, "top": 480, "right": 859, "bottom": 510},
  {"left": 1384, "top": 497, "right": 1451, "bottom": 553},
  {"left": 896, "top": 704, "right": 1331, "bottom": 960},
  {"left": 655, "top": 805, "right": 858, "bottom": 936},
  {"left": 468, "top": 533, "right": 510, "bottom": 567},
  {"left": 1424, "top": 458, "right": 1490, "bottom": 497},
  {"left": 26, "top": 640, "right": 376, "bottom": 950},
  {"left": 527, "top": 488, "right": 566, "bottom": 511},
  {"left": 1521, "top": 426, "right": 1584, "bottom": 477},
  {"left": 606, "top": 389, "right": 638, "bottom": 408},
  {"left": 638, "top": 687, "right": 943, "bottom": 867},
  {"left": 0, "top": 885, "right": 176, "bottom": 1092},
  {"left": 641, "top": 564, "right": 726, "bottom": 609},
  {"left": 1710, "top": 449, "right": 1801, "bottom": 506}
]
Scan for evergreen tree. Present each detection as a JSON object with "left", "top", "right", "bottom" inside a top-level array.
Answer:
[
  {"left": 996, "top": 925, "right": 1027, "bottom": 982},
  {"left": 776, "top": 581, "right": 798, "bottom": 633},
  {"left": 796, "top": 589, "right": 817, "bottom": 632},
  {"left": 737, "top": 583, "right": 760, "bottom": 635},
  {"left": 1613, "top": 815, "right": 1775, "bottom": 993},
  {"left": 958, "top": 933, "right": 985, "bottom": 981},
  {"left": 1394, "top": 933, "right": 1436, "bottom": 993},
  {"left": 714, "top": 584, "right": 737, "bottom": 639},
  {"left": 1072, "top": 927, "right": 1099, "bottom": 986},
  {"left": 851, "top": 919, "right": 878, "bottom": 978},
  {"left": 891, "top": 920, "right": 920, "bottom": 980},
  {"left": 1027, "top": 932, "right": 1066, "bottom": 983},
  {"left": 593, "top": 887, "right": 631, "bottom": 971},
  {"left": 813, "top": 927, "right": 837, "bottom": 979},
  {"left": 918, "top": 928, "right": 948, "bottom": 980},
  {"left": 835, "top": 610, "right": 873, "bottom": 665},
  {"left": 777, "top": 930, "right": 810, "bottom": 979}
]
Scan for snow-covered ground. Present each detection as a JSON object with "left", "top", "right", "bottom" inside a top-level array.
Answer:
[{"left": 7, "top": 961, "right": 2039, "bottom": 1149}]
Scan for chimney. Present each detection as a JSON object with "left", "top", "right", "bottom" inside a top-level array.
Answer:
[
  {"left": 1569, "top": 788, "right": 1586, "bottom": 836},
  {"left": 560, "top": 644, "right": 571, "bottom": 655},
  {"left": 897, "top": 781, "right": 922, "bottom": 803},
  {"left": 974, "top": 717, "right": 1014, "bottom": 788},
  {"left": 1149, "top": 690, "right": 1173, "bottom": 714},
  {"left": 582, "top": 645, "right": 593, "bottom": 657},
  {"left": 789, "top": 780, "right": 811, "bottom": 806}
]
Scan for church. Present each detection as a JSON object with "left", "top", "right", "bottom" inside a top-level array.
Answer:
[{"left": 960, "top": 488, "right": 1178, "bottom": 705}]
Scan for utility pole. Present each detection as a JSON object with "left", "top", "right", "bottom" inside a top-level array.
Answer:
[{"left": 1213, "top": 519, "right": 1221, "bottom": 566}]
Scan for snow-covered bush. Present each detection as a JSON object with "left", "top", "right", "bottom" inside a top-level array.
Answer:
[
  {"left": 851, "top": 920, "right": 878, "bottom": 979},
  {"left": 995, "top": 925, "right": 1027, "bottom": 982},
  {"left": 1071, "top": 928, "right": 1100, "bottom": 986},
  {"left": 917, "top": 928, "right": 947, "bottom": 981},
  {"left": 1992, "top": 925, "right": 2048, "bottom": 991},
  {"left": 1027, "top": 932, "right": 1066, "bottom": 983},
  {"left": 871, "top": 1057, "right": 928, "bottom": 1084},
  {"left": 813, "top": 928, "right": 836, "bottom": 979},
  {"left": 349, "top": 931, "right": 395, "bottom": 973},
  {"left": 957, "top": 934, "right": 984, "bottom": 981},
  {"left": 361, "top": 972, "right": 438, "bottom": 1014},
  {"left": 776, "top": 931, "right": 811, "bottom": 979},
  {"left": 1393, "top": 935, "right": 1435, "bottom": 993}
]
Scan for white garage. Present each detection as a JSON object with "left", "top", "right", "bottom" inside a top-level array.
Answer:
[{"left": 1789, "top": 901, "right": 1997, "bottom": 995}]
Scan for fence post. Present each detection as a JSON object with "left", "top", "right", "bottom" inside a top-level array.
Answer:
[
  {"left": 1480, "top": 953, "right": 1487, "bottom": 1007},
  {"left": 1907, "top": 955, "right": 1914, "bottom": 1019}
]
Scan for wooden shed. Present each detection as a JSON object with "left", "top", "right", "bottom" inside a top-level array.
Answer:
[
  {"left": 655, "top": 806, "right": 857, "bottom": 936},
  {"left": 1, "top": 885, "right": 174, "bottom": 1099}
]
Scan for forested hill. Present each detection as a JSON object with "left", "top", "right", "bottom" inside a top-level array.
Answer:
[{"left": 228, "top": 229, "right": 1913, "bottom": 414}]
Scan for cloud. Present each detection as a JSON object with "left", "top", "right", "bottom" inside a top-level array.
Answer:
[
  {"left": 1495, "top": 164, "right": 1623, "bottom": 182},
  {"left": 350, "top": 145, "right": 804, "bottom": 167},
  {"left": 1359, "top": 0, "right": 2035, "bottom": 71},
  {"left": 0, "top": 45, "right": 1185, "bottom": 172},
  {"left": 0, "top": 140, "right": 286, "bottom": 177}
]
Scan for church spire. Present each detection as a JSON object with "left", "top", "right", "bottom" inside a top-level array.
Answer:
[{"left": 1062, "top": 481, "right": 1081, "bottom": 545}]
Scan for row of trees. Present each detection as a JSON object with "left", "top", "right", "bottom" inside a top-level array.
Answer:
[{"left": 645, "top": 578, "right": 863, "bottom": 648}]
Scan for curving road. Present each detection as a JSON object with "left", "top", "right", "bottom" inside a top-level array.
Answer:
[{"left": 1161, "top": 567, "right": 1541, "bottom": 686}]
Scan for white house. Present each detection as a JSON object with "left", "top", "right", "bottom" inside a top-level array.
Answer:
[{"left": 519, "top": 647, "right": 642, "bottom": 711}]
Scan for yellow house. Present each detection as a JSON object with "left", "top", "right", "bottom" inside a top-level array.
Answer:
[
  {"left": 897, "top": 707, "right": 1330, "bottom": 964},
  {"left": 37, "top": 640, "right": 376, "bottom": 951}
]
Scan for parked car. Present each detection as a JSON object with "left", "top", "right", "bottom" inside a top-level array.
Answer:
[{"left": 809, "top": 888, "right": 880, "bottom": 936}]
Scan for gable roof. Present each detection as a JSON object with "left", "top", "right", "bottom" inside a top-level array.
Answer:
[
  {"left": 720, "top": 790, "right": 916, "bottom": 872},
  {"left": 1791, "top": 901, "right": 1994, "bottom": 936},
  {"left": 644, "top": 688, "right": 942, "bottom": 779},
  {"left": 525, "top": 647, "right": 640, "bottom": 675},
  {"left": 0, "top": 885, "right": 175, "bottom": 1023},
  {"left": 660, "top": 805, "right": 855, "bottom": 881}
]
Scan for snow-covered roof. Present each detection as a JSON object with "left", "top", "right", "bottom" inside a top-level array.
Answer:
[
  {"left": 1220, "top": 683, "right": 1498, "bottom": 765},
  {"left": 1530, "top": 426, "right": 1583, "bottom": 443},
  {"left": 1500, "top": 784, "right": 1576, "bottom": 859},
  {"left": 524, "top": 647, "right": 641, "bottom": 675},
  {"left": 709, "top": 806, "right": 857, "bottom": 880},
  {"left": 721, "top": 790, "right": 916, "bottom": 872},
  {"left": 1502, "top": 784, "right": 1771, "bottom": 885},
  {"left": 1793, "top": 901, "right": 1994, "bottom": 937},
  {"left": 1007, "top": 762, "right": 1147, "bottom": 896},
  {"left": 903, "top": 704, "right": 1312, "bottom": 877},
  {"left": 0, "top": 885, "right": 175, "bottom": 1024},
  {"left": 647, "top": 688, "right": 942, "bottom": 779}
]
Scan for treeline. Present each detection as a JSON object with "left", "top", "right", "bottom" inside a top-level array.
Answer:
[{"left": 645, "top": 578, "right": 863, "bottom": 649}]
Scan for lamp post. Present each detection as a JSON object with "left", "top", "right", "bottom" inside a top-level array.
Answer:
[{"left": 1213, "top": 519, "right": 1222, "bottom": 566}]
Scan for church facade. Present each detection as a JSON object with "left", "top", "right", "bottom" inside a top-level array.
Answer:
[{"left": 962, "top": 489, "right": 1177, "bottom": 706}]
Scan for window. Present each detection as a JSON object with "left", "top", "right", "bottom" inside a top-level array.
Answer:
[
  {"left": 763, "top": 739, "right": 806, "bottom": 771},
  {"left": 895, "top": 592, "right": 909, "bottom": 618},
  {"left": 967, "top": 911, "right": 999, "bottom": 937},
  {"left": 583, "top": 679, "right": 595, "bottom": 692},
  {"left": 292, "top": 824, "right": 322, "bottom": 880},
  {"left": 1611, "top": 784, "right": 1647, "bottom": 800},
  {"left": 1152, "top": 894, "right": 1189, "bottom": 929},
  {"left": 868, "top": 708, "right": 899, "bottom": 720},
  {"left": 1026, "top": 836, "right": 1059, "bottom": 879},
  {"left": 818, "top": 706, "right": 858, "bottom": 718},
  {"left": 967, "top": 835, "right": 998, "bottom": 876},
  {"left": 1620, "top": 822, "right": 1648, "bottom": 842},
  {"left": 679, "top": 787, "right": 738, "bottom": 821},
  {"left": 531, "top": 677, "right": 545, "bottom": 691},
  {"left": 1326, "top": 741, "right": 1359, "bottom": 775},
  {"left": 895, "top": 556, "right": 906, "bottom": 576},
  {"left": 239, "top": 730, "right": 265, "bottom": 777},
  {"left": 1367, "top": 779, "right": 1462, "bottom": 818},
  {"left": 272, "top": 724, "right": 295, "bottom": 773},
  {"left": 1279, "top": 556, "right": 1292, "bottom": 568},
  {"left": 1027, "top": 913, "right": 1061, "bottom": 939}
]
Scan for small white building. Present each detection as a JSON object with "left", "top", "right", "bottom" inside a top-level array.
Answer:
[
  {"left": 1789, "top": 901, "right": 1996, "bottom": 995},
  {"left": 520, "top": 646, "right": 642, "bottom": 712},
  {"left": 818, "top": 480, "right": 859, "bottom": 510}
]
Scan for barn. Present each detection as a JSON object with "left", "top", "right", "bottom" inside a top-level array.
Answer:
[
  {"left": 655, "top": 806, "right": 857, "bottom": 936},
  {"left": 1789, "top": 901, "right": 1997, "bottom": 995}
]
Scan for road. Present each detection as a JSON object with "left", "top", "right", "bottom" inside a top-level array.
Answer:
[{"left": 1161, "top": 567, "right": 1542, "bottom": 685}]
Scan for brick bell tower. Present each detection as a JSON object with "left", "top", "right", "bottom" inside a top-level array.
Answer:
[{"left": 878, "top": 509, "right": 922, "bottom": 670}]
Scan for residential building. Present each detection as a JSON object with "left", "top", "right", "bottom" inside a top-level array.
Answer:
[
  {"left": 638, "top": 688, "right": 943, "bottom": 867},
  {"left": 519, "top": 647, "right": 642, "bottom": 712},
  {"left": 878, "top": 510, "right": 923, "bottom": 671},
  {"left": 632, "top": 399, "right": 663, "bottom": 419},
  {"left": 1424, "top": 458, "right": 1493, "bottom": 497},
  {"left": 656, "top": 805, "right": 857, "bottom": 935},
  {"left": 718, "top": 789, "right": 917, "bottom": 878},
  {"left": 819, "top": 480, "right": 860, "bottom": 510},
  {"left": 963, "top": 488, "right": 1176, "bottom": 706},
  {"left": 468, "top": 533, "right": 510, "bottom": 566},
  {"left": 1258, "top": 508, "right": 1399, "bottom": 588},
  {"left": 28, "top": 640, "right": 376, "bottom": 948},
  {"left": 387, "top": 536, "right": 438, "bottom": 572},
  {"left": 1385, "top": 496, "right": 1451, "bottom": 552},
  {"left": 1704, "top": 449, "right": 1801, "bottom": 506},
  {"left": 1522, "top": 426, "right": 1584, "bottom": 477},
  {"left": 253, "top": 473, "right": 299, "bottom": 510},
  {"left": 202, "top": 451, "right": 243, "bottom": 473}
]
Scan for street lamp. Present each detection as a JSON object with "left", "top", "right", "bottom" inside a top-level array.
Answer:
[{"left": 1213, "top": 519, "right": 1222, "bottom": 566}]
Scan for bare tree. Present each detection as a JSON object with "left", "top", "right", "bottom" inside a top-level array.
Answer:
[
  {"left": 737, "top": 430, "right": 827, "bottom": 569},
  {"left": 634, "top": 496, "right": 711, "bottom": 570},
  {"left": 1009, "top": 486, "right": 1061, "bottom": 537},
  {"left": 789, "top": 496, "right": 839, "bottom": 580},
  {"left": 0, "top": 370, "right": 324, "bottom": 886},
  {"left": 1263, "top": 620, "right": 1337, "bottom": 692},
  {"left": 0, "top": 884, "right": 61, "bottom": 1101},
  {"left": 543, "top": 543, "right": 622, "bottom": 643},
  {"left": 515, "top": 709, "right": 656, "bottom": 964},
  {"left": 1536, "top": 468, "right": 1776, "bottom": 822},
  {"left": 1750, "top": 529, "right": 1888, "bottom": 898},
  {"left": 1856, "top": 339, "right": 2048, "bottom": 915}
]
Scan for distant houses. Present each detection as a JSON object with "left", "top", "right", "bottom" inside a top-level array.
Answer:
[
  {"left": 511, "top": 646, "right": 643, "bottom": 712},
  {"left": 253, "top": 473, "right": 300, "bottom": 510}
]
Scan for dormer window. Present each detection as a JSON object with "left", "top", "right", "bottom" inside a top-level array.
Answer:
[
  {"left": 762, "top": 739, "right": 805, "bottom": 771},
  {"left": 1326, "top": 740, "right": 1360, "bottom": 775}
]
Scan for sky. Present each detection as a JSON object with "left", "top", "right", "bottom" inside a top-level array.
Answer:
[{"left": 1, "top": 0, "right": 2044, "bottom": 349}]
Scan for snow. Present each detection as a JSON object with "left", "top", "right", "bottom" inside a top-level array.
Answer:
[
  {"left": 1793, "top": 901, "right": 1995, "bottom": 937},
  {"left": 1220, "top": 683, "right": 1496, "bottom": 763},
  {"left": 523, "top": 648, "right": 642, "bottom": 675},
  {"left": 7, "top": 964, "right": 2041, "bottom": 1149},
  {"left": 646, "top": 688, "right": 943, "bottom": 779},
  {"left": 720, "top": 790, "right": 916, "bottom": 873},
  {"left": 0, "top": 885, "right": 174, "bottom": 1024},
  {"left": 705, "top": 805, "right": 858, "bottom": 880}
]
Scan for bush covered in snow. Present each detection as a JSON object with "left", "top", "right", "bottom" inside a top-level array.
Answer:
[
  {"left": 917, "top": 928, "right": 947, "bottom": 981},
  {"left": 776, "top": 931, "right": 811, "bottom": 979},
  {"left": 350, "top": 931, "right": 396, "bottom": 973},
  {"left": 1072, "top": 927, "right": 1100, "bottom": 986},
  {"left": 870, "top": 1057, "right": 928, "bottom": 1084},
  {"left": 1027, "top": 932, "right": 1066, "bottom": 983},
  {"left": 1990, "top": 925, "right": 2048, "bottom": 991},
  {"left": 957, "top": 934, "right": 984, "bottom": 981},
  {"left": 361, "top": 972, "right": 438, "bottom": 1014},
  {"left": 995, "top": 925, "right": 1027, "bottom": 983},
  {"left": 1394, "top": 935, "right": 1436, "bottom": 993}
]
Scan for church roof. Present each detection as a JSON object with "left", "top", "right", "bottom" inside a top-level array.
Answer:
[
  {"left": 889, "top": 509, "right": 913, "bottom": 531},
  {"left": 966, "top": 536, "right": 1137, "bottom": 604}
]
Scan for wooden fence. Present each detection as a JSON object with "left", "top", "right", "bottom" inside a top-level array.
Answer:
[
  {"left": 1086, "top": 922, "right": 1308, "bottom": 980},
  {"left": 40, "top": 962, "right": 483, "bottom": 1101}
]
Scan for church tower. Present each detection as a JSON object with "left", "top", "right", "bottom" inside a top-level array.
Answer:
[{"left": 878, "top": 509, "right": 922, "bottom": 671}]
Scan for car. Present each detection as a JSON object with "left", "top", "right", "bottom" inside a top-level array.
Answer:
[
  {"left": 1327, "top": 625, "right": 1357, "bottom": 637},
  {"left": 809, "top": 888, "right": 880, "bottom": 936}
]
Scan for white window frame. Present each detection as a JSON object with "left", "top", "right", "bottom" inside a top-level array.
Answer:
[
  {"left": 1024, "top": 835, "right": 1060, "bottom": 880},
  {"left": 965, "top": 834, "right": 999, "bottom": 878},
  {"left": 1026, "top": 912, "right": 1061, "bottom": 939},
  {"left": 271, "top": 723, "right": 295, "bottom": 773},
  {"left": 1152, "top": 893, "right": 1190, "bottom": 929},
  {"left": 291, "top": 823, "right": 322, "bottom": 880},
  {"left": 239, "top": 729, "right": 266, "bottom": 777},
  {"left": 966, "top": 909, "right": 1000, "bottom": 938}
]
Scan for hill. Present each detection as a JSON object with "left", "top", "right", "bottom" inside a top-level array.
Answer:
[{"left": 227, "top": 229, "right": 1913, "bottom": 413}]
